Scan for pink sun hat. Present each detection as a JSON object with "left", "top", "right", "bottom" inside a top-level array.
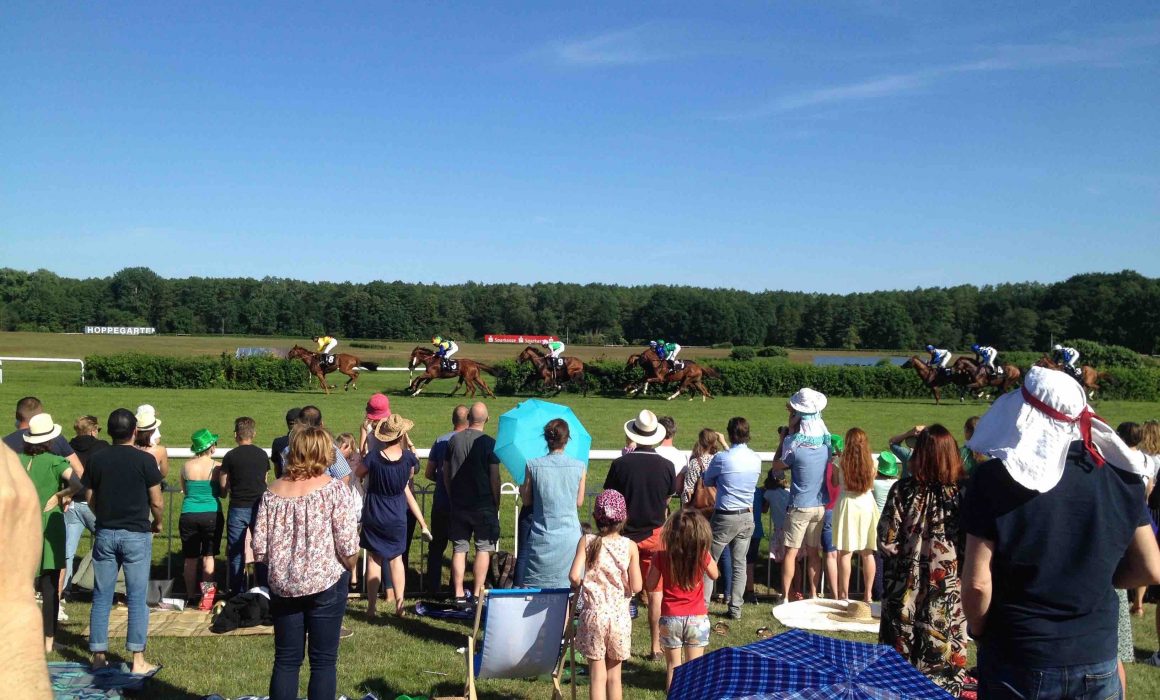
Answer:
[{"left": 365, "top": 393, "right": 392, "bottom": 421}]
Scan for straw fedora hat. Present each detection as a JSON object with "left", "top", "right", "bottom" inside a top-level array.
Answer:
[
  {"left": 374, "top": 413, "right": 415, "bottom": 443},
  {"left": 24, "top": 413, "right": 62, "bottom": 445},
  {"left": 826, "top": 600, "right": 875, "bottom": 623},
  {"left": 624, "top": 410, "right": 666, "bottom": 446},
  {"left": 135, "top": 404, "right": 161, "bottom": 432}
]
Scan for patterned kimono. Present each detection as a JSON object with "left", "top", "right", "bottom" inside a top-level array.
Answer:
[{"left": 877, "top": 478, "right": 968, "bottom": 695}]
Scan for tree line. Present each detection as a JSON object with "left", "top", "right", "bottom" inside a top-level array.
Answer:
[{"left": 1, "top": 267, "right": 1157, "bottom": 353}]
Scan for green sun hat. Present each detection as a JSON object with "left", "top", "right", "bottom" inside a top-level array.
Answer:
[
  {"left": 190, "top": 428, "right": 219, "bottom": 454},
  {"left": 877, "top": 450, "right": 900, "bottom": 478},
  {"left": 828, "top": 433, "right": 845, "bottom": 452}
]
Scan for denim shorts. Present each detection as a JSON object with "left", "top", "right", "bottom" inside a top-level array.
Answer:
[{"left": 660, "top": 614, "right": 710, "bottom": 649}]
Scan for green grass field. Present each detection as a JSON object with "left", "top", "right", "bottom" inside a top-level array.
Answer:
[{"left": 3, "top": 333, "right": 1160, "bottom": 698}]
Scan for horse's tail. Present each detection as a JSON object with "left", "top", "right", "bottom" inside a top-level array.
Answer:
[
  {"left": 476, "top": 362, "right": 501, "bottom": 377},
  {"left": 359, "top": 361, "right": 379, "bottom": 372},
  {"left": 1097, "top": 371, "right": 1114, "bottom": 385},
  {"left": 700, "top": 364, "right": 722, "bottom": 379}
]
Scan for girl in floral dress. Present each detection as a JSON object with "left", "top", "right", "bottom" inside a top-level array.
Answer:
[
  {"left": 569, "top": 490, "right": 643, "bottom": 700},
  {"left": 877, "top": 424, "right": 968, "bottom": 695}
]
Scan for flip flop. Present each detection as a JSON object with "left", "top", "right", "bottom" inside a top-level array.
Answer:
[
  {"left": 755, "top": 626, "right": 773, "bottom": 639},
  {"left": 712, "top": 621, "right": 730, "bottom": 636}
]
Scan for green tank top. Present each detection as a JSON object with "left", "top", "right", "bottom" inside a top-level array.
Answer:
[{"left": 182, "top": 479, "right": 219, "bottom": 514}]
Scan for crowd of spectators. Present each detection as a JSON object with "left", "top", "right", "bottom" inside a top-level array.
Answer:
[{"left": 4, "top": 371, "right": 1160, "bottom": 700}]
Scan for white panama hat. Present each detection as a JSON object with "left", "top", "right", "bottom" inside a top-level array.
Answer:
[
  {"left": 624, "top": 409, "right": 666, "bottom": 446},
  {"left": 24, "top": 413, "right": 62, "bottom": 444}
]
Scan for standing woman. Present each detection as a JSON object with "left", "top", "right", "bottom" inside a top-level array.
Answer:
[
  {"left": 877, "top": 424, "right": 968, "bottom": 694},
  {"left": 356, "top": 414, "right": 432, "bottom": 617},
  {"left": 252, "top": 426, "right": 359, "bottom": 700},
  {"left": 179, "top": 429, "right": 224, "bottom": 604},
  {"left": 19, "top": 413, "right": 78, "bottom": 653},
  {"left": 833, "top": 428, "right": 879, "bottom": 602},
  {"left": 133, "top": 405, "right": 169, "bottom": 479},
  {"left": 680, "top": 429, "right": 727, "bottom": 505},
  {"left": 519, "top": 419, "right": 587, "bottom": 588}
]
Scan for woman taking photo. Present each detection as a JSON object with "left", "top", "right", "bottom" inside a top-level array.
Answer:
[
  {"left": 877, "top": 424, "right": 968, "bottom": 694},
  {"left": 519, "top": 418, "right": 587, "bottom": 588},
  {"left": 252, "top": 426, "right": 359, "bottom": 700}
]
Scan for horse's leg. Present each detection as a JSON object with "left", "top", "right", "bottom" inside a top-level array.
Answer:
[
  {"left": 932, "top": 386, "right": 941, "bottom": 405},
  {"left": 482, "top": 376, "right": 496, "bottom": 399},
  {"left": 667, "top": 377, "right": 690, "bottom": 401}
]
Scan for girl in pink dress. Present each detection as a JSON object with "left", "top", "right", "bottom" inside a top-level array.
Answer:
[{"left": 569, "top": 490, "right": 643, "bottom": 700}]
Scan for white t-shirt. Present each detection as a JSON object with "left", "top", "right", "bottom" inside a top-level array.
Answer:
[{"left": 654, "top": 444, "right": 686, "bottom": 476}]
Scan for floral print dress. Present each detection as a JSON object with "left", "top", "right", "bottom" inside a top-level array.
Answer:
[
  {"left": 877, "top": 478, "right": 968, "bottom": 695},
  {"left": 574, "top": 534, "right": 634, "bottom": 662}
]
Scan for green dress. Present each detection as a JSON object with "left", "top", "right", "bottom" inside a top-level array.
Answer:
[{"left": 19, "top": 452, "right": 70, "bottom": 572}]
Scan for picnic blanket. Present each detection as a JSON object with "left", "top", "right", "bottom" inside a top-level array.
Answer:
[
  {"left": 49, "top": 661, "right": 160, "bottom": 699},
  {"left": 83, "top": 608, "right": 273, "bottom": 638},
  {"left": 414, "top": 600, "right": 474, "bottom": 620}
]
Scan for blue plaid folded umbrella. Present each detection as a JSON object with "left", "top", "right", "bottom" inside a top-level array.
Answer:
[{"left": 668, "top": 629, "right": 953, "bottom": 700}]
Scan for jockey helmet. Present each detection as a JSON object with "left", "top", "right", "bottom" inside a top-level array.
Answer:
[
  {"left": 540, "top": 340, "right": 549, "bottom": 346},
  {"left": 972, "top": 344, "right": 981, "bottom": 352},
  {"left": 925, "top": 344, "right": 935, "bottom": 352},
  {"left": 649, "top": 340, "right": 658, "bottom": 347},
  {"left": 1053, "top": 344, "right": 1062, "bottom": 351},
  {"left": 432, "top": 335, "right": 442, "bottom": 345}
]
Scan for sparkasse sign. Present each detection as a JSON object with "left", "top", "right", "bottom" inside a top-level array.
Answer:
[{"left": 485, "top": 334, "right": 557, "bottom": 344}]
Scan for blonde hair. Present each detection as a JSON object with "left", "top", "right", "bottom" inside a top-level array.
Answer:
[
  {"left": 285, "top": 425, "right": 334, "bottom": 480},
  {"left": 334, "top": 432, "right": 356, "bottom": 455},
  {"left": 74, "top": 415, "right": 100, "bottom": 436},
  {"left": 1140, "top": 420, "right": 1160, "bottom": 456}
]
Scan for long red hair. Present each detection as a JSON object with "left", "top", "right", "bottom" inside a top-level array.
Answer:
[
  {"left": 840, "top": 428, "right": 874, "bottom": 493},
  {"left": 909, "top": 424, "right": 963, "bottom": 486}
]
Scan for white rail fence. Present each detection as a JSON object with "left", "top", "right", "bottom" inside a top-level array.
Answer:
[{"left": 0, "top": 356, "right": 86, "bottom": 384}]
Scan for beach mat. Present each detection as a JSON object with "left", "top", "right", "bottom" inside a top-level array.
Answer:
[
  {"left": 83, "top": 608, "right": 274, "bottom": 638},
  {"left": 49, "top": 661, "right": 161, "bottom": 699}
]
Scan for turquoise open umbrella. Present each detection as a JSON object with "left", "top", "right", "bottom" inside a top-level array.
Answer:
[{"left": 494, "top": 399, "right": 592, "bottom": 484}]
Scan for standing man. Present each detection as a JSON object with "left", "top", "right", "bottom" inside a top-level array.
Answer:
[
  {"left": 5, "top": 397, "right": 84, "bottom": 477},
  {"left": 219, "top": 417, "right": 271, "bottom": 595},
  {"left": 445, "top": 402, "right": 501, "bottom": 605},
  {"left": 654, "top": 416, "right": 685, "bottom": 476},
  {"left": 604, "top": 409, "right": 676, "bottom": 660},
  {"left": 83, "top": 408, "right": 163, "bottom": 675},
  {"left": 425, "top": 404, "right": 469, "bottom": 594},
  {"left": 962, "top": 367, "right": 1160, "bottom": 698},
  {"left": 774, "top": 388, "right": 831, "bottom": 602},
  {"left": 702, "top": 417, "right": 762, "bottom": 620},
  {"left": 270, "top": 407, "right": 300, "bottom": 480},
  {"left": 280, "top": 406, "right": 350, "bottom": 485}
]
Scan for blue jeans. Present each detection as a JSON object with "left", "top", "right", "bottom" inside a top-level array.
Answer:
[
  {"left": 978, "top": 648, "right": 1120, "bottom": 700},
  {"left": 89, "top": 529, "right": 153, "bottom": 653},
  {"left": 64, "top": 502, "right": 97, "bottom": 593},
  {"left": 270, "top": 570, "right": 350, "bottom": 700},
  {"left": 227, "top": 503, "right": 266, "bottom": 594}
]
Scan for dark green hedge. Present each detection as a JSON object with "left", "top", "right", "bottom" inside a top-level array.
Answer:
[{"left": 87, "top": 353, "right": 310, "bottom": 391}]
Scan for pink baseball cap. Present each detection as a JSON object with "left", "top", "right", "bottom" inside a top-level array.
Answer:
[{"left": 365, "top": 393, "right": 391, "bottom": 421}]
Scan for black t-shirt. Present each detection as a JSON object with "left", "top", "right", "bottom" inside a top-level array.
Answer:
[
  {"left": 83, "top": 444, "right": 164, "bottom": 532},
  {"left": 962, "top": 441, "right": 1149, "bottom": 667},
  {"left": 221, "top": 444, "right": 270, "bottom": 508},
  {"left": 447, "top": 429, "right": 500, "bottom": 511},
  {"left": 68, "top": 435, "right": 110, "bottom": 503},
  {"left": 603, "top": 448, "right": 676, "bottom": 542},
  {"left": 271, "top": 434, "right": 290, "bottom": 479}
]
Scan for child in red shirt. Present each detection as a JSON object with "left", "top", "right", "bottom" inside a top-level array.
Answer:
[{"left": 645, "top": 509, "right": 719, "bottom": 691}]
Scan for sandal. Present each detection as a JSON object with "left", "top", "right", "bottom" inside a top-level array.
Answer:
[
  {"left": 645, "top": 651, "right": 663, "bottom": 661},
  {"left": 712, "top": 621, "right": 730, "bottom": 637},
  {"left": 755, "top": 626, "right": 773, "bottom": 639}
]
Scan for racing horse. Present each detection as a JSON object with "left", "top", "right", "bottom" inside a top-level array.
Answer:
[
  {"left": 626, "top": 348, "right": 719, "bottom": 401},
  {"left": 953, "top": 357, "right": 1022, "bottom": 397},
  {"left": 406, "top": 346, "right": 499, "bottom": 398},
  {"left": 902, "top": 355, "right": 971, "bottom": 405},
  {"left": 288, "top": 345, "right": 379, "bottom": 395},
  {"left": 517, "top": 345, "right": 588, "bottom": 396},
  {"left": 1034, "top": 355, "right": 1109, "bottom": 399}
]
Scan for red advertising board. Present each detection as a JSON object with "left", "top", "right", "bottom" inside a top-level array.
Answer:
[{"left": 484, "top": 334, "right": 558, "bottom": 344}]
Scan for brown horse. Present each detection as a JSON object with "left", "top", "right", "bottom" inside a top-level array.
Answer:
[
  {"left": 517, "top": 345, "right": 588, "bottom": 396},
  {"left": 954, "top": 357, "right": 1021, "bottom": 397},
  {"left": 406, "top": 346, "right": 498, "bottom": 398},
  {"left": 626, "top": 348, "right": 719, "bottom": 401},
  {"left": 288, "top": 345, "right": 378, "bottom": 394},
  {"left": 1035, "top": 355, "right": 1109, "bottom": 398},
  {"left": 902, "top": 355, "right": 971, "bottom": 404}
]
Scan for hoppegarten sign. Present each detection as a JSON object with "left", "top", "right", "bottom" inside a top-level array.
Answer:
[
  {"left": 485, "top": 334, "right": 557, "bottom": 344},
  {"left": 85, "top": 326, "right": 156, "bottom": 335}
]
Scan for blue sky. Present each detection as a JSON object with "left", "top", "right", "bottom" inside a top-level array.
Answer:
[{"left": 2, "top": 2, "right": 1157, "bottom": 292}]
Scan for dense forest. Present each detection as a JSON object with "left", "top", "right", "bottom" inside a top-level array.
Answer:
[{"left": 1, "top": 268, "right": 1157, "bottom": 353}]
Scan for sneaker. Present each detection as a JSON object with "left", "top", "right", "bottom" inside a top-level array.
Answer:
[
  {"left": 57, "top": 606, "right": 69, "bottom": 622},
  {"left": 1145, "top": 651, "right": 1160, "bottom": 667},
  {"left": 339, "top": 626, "right": 353, "bottom": 639}
]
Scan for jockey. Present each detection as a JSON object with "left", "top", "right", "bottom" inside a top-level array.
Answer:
[
  {"left": 432, "top": 336, "right": 459, "bottom": 362},
  {"left": 653, "top": 339, "right": 682, "bottom": 368},
  {"left": 973, "top": 344, "right": 999, "bottom": 375},
  {"left": 926, "top": 344, "right": 952, "bottom": 373},
  {"left": 1053, "top": 344, "right": 1080, "bottom": 372},
  {"left": 313, "top": 335, "right": 337, "bottom": 364},
  {"left": 542, "top": 339, "right": 566, "bottom": 360}
]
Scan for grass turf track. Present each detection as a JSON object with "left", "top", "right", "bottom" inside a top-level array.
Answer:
[{"left": 2, "top": 335, "right": 1159, "bottom": 698}]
